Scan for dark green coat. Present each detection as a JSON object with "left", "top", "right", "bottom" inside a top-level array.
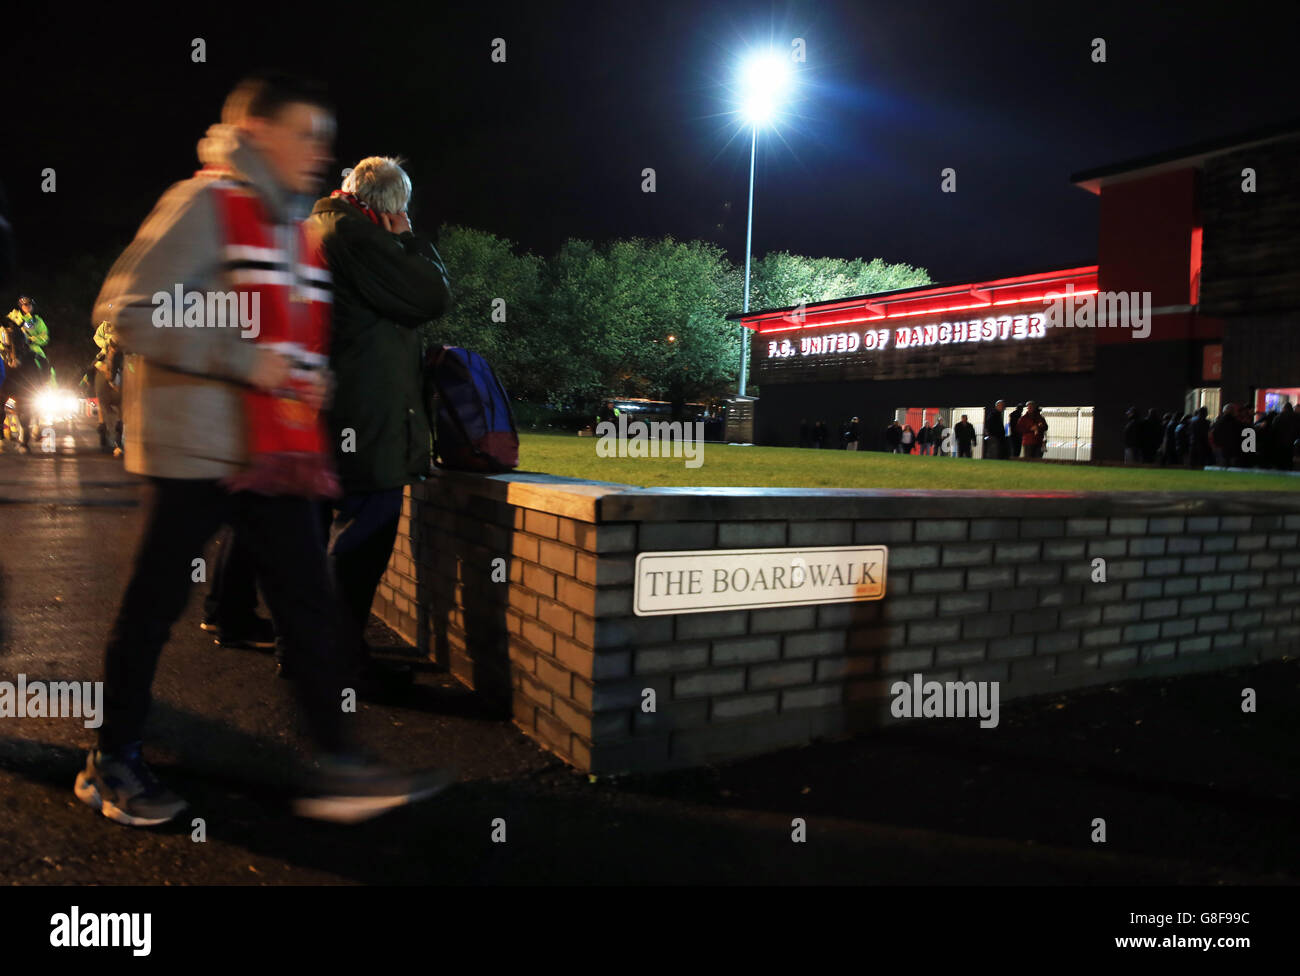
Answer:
[{"left": 307, "top": 196, "right": 452, "bottom": 493}]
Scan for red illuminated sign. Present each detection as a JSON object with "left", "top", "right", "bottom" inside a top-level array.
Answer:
[{"left": 765, "top": 312, "right": 1047, "bottom": 360}]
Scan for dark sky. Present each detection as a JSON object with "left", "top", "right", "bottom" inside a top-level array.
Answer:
[{"left": 4, "top": 0, "right": 1297, "bottom": 290}]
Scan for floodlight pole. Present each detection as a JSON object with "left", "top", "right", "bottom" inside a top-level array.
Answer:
[{"left": 739, "top": 123, "right": 757, "bottom": 397}]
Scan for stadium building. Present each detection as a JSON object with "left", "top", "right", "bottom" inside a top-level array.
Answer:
[{"left": 728, "top": 121, "right": 1300, "bottom": 460}]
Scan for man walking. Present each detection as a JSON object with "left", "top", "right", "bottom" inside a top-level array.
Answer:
[{"left": 76, "top": 73, "right": 452, "bottom": 828}]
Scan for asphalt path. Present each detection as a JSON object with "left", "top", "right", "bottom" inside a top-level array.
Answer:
[{"left": 0, "top": 418, "right": 1296, "bottom": 884}]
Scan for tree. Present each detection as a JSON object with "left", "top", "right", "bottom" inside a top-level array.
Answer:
[{"left": 429, "top": 224, "right": 546, "bottom": 398}]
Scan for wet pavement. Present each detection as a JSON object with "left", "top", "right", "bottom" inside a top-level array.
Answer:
[{"left": 0, "top": 418, "right": 1296, "bottom": 884}]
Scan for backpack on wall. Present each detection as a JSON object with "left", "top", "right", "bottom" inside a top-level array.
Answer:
[{"left": 424, "top": 345, "right": 519, "bottom": 472}]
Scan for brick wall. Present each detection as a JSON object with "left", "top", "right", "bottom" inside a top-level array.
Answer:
[{"left": 377, "top": 473, "right": 1300, "bottom": 774}]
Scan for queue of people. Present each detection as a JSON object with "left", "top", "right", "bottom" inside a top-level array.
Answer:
[
  {"left": 798, "top": 400, "right": 1047, "bottom": 460},
  {"left": 1124, "top": 402, "right": 1298, "bottom": 470}
]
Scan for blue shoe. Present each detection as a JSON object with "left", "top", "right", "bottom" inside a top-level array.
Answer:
[{"left": 74, "top": 745, "right": 189, "bottom": 827}]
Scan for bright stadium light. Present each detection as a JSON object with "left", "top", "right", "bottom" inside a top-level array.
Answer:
[
  {"left": 735, "top": 48, "right": 796, "bottom": 396},
  {"left": 738, "top": 51, "right": 792, "bottom": 126}
]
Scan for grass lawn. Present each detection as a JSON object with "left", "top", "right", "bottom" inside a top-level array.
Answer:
[{"left": 517, "top": 432, "right": 1300, "bottom": 492}]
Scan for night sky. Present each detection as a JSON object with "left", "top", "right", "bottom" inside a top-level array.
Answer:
[{"left": 4, "top": 0, "right": 1297, "bottom": 292}]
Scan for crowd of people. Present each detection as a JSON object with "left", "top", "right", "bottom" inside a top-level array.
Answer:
[
  {"left": 1123, "top": 402, "right": 1298, "bottom": 470},
  {"left": 797, "top": 399, "right": 1050, "bottom": 460}
]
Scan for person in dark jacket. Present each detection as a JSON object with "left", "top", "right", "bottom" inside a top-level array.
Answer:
[
  {"left": 1122, "top": 407, "right": 1142, "bottom": 464},
  {"left": 954, "top": 414, "right": 976, "bottom": 457},
  {"left": 884, "top": 420, "right": 903, "bottom": 453},
  {"left": 1188, "top": 406, "right": 1211, "bottom": 467},
  {"left": 917, "top": 420, "right": 933, "bottom": 456},
  {"left": 1007, "top": 403, "right": 1024, "bottom": 458},
  {"left": 1160, "top": 412, "right": 1180, "bottom": 466},
  {"left": 929, "top": 416, "right": 946, "bottom": 456},
  {"left": 306, "top": 155, "right": 452, "bottom": 678},
  {"left": 1174, "top": 413, "right": 1191, "bottom": 463},
  {"left": 982, "top": 400, "right": 1006, "bottom": 459},
  {"left": 1273, "top": 402, "right": 1297, "bottom": 470},
  {"left": 1249, "top": 411, "right": 1272, "bottom": 469},
  {"left": 812, "top": 419, "right": 827, "bottom": 448},
  {"left": 843, "top": 416, "right": 861, "bottom": 450},
  {"left": 1210, "top": 403, "right": 1243, "bottom": 467},
  {"left": 1139, "top": 408, "right": 1162, "bottom": 463}
]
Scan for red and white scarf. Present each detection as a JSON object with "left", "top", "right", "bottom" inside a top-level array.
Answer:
[
  {"left": 203, "top": 167, "right": 340, "bottom": 499},
  {"left": 330, "top": 189, "right": 383, "bottom": 226}
]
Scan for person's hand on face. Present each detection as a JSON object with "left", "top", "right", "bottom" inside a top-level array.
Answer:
[{"left": 379, "top": 211, "right": 412, "bottom": 235}]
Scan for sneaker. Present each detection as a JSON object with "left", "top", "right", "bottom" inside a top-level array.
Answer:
[
  {"left": 73, "top": 746, "right": 189, "bottom": 827},
  {"left": 213, "top": 616, "right": 277, "bottom": 650},
  {"left": 293, "top": 754, "right": 456, "bottom": 824},
  {"left": 112, "top": 446, "right": 123, "bottom": 458}
]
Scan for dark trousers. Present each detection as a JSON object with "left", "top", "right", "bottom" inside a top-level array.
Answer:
[
  {"left": 100, "top": 478, "right": 351, "bottom": 756},
  {"left": 93, "top": 370, "right": 122, "bottom": 450},
  {"left": 322, "top": 489, "right": 404, "bottom": 663},
  {"left": 202, "top": 525, "right": 261, "bottom": 631}
]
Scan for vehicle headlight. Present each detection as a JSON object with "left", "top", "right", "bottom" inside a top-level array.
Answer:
[{"left": 35, "top": 390, "right": 60, "bottom": 418}]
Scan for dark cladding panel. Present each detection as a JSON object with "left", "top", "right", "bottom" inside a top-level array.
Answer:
[{"left": 1200, "top": 134, "right": 1300, "bottom": 317}]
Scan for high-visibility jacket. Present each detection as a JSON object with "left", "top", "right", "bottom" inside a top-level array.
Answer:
[
  {"left": 93, "top": 321, "right": 115, "bottom": 352},
  {"left": 7, "top": 310, "right": 49, "bottom": 361}
]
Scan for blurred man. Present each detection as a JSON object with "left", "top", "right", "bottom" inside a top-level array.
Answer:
[
  {"left": 304, "top": 156, "right": 451, "bottom": 683},
  {"left": 77, "top": 73, "right": 451, "bottom": 829}
]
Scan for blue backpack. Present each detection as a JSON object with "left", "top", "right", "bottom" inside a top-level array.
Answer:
[{"left": 424, "top": 345, "right": 519, "bottom": 472}]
